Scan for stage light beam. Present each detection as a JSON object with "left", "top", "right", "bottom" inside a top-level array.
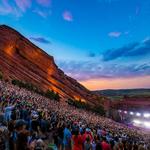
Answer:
[
  {"left": 124, "top": 111, "right": 127, "bottom": 114},
  {"left": 133, "top": 119, "right": 141, "bottom": 124},
  {"left": 136, "top": 113, "right": 141, "bottom": 117},
  {"left": 144, "top": 122, "right": 150, "bottom": 128},
  {"left": 130, "top": 112, "right": 134, "bottom": 115}
]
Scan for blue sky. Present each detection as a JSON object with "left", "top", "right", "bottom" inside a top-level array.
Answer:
[{"left": 0, "top": 0, "right": 150, "bottom": 90}]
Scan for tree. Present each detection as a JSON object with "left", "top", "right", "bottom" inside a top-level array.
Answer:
[
  {"left": 67, "top": 98, "right": 106, "bottom": 115},
  {"left": 45, "top": 89, "right": 55, "bottom": 99},
  {"left": 54, "top": 93, "right": 60, "bottom": 101},
  {"left": 12, "top": 79, "right": 19, "bottom": 85},
  {"left": 92, "top": 105, "right": 106, "bottom": 115}
]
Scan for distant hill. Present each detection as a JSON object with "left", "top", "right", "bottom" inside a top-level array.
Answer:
[{"left": 93, "top": 89, "right": 150, "bottom": 100}]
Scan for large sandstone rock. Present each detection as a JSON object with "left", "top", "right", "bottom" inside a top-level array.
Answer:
[{"left": 0, "top": 25, "right": 101, "bottom": 106}]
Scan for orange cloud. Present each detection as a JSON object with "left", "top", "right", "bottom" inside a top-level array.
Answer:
[{"left": 80, "top": 76, "right": 150, "bottom": 90}]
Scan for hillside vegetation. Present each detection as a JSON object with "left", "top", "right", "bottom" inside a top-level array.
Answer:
[{"left": 94, "top": 89, "right": 150, "bottom": 100}]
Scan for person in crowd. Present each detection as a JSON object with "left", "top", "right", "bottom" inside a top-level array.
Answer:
[
  {"left": 63, "top": 124, "right": 72, "bottom": 150},
  {"left": 0, "top": 113, "right": 9, "bottom": 150},
  {"left": 15, "top": 119, "right": 30, "bottom": 150},
  {"left": 82, "top": 128, "right": 93, "bottom": 144},
  {"left": 72, "top": 128, "right": 82, "bottom": 150},
  {"left": 101, "top": 137, "right": 111, "bottom": 150},
  {"left": 91, "top": 136, "right": 97, "bottom": 150},
  {"left": 84, "top": 136, "right": 92, "bottom": 150}
]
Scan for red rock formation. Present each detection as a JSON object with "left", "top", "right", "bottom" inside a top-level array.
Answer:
[{"left": 0, "top": 25, "right": 101, "bottom": 106}]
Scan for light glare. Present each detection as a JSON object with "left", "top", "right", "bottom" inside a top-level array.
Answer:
[
  {"left": 133, "top": 120, "right": 141, "bottom": 124},
  {"left": 130, "top": 112, "right": 134, "bottom": 115},
  {"left": 136, "top": 113, "right": 141, "bottom": 117},
  {"left": 144, "top": 122, "right": 150, "bottom": 128},
  {"left": 124, "top": 111, "right": 127, "bottom": 114},
  {"left": 143, "top": 113, "right": 150, "bottom": 118}
]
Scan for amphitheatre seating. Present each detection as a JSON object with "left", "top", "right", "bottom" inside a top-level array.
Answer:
[{"left": 0, "top": 80, "right": 150, "bottom": 150}]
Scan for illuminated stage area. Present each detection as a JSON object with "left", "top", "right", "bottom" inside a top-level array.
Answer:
[
  {"left": 133, "top": 119, "right": 150, "bottom": 129},
  {"left": 118, "top": 110, "right": 150, "bottom": 129}
]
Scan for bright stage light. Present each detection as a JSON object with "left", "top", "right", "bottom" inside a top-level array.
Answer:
[
  {"left": 124, "top": 111, "right": 127, "bottom": 114},
  {"left": 143, "top": 113, "right": 150, "bottom": 118},
  {"left": 118, "top": 110, "right": 122, "bottom": 113},
  {"left": 144, "top": 122, "right": 150, "bottom": 128},
  {"left": 136, "top": 113, "right": 141, "bottom": 117},
  {"left": 130, "top": 112, "right": 134, "bottom": 115},
  {"left": 133, "top": 119, "right": 141, "bottom": 124}
]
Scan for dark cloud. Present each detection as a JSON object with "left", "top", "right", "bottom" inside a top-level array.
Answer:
[
  {"left": 88, "top": 52, "right": 96, "bottom": 58},
  {"left": 144, "top": 37, "right": 150, "bottom": 46},
  {"left": 102, "top": 39, "right": 150, "bottom": 61},
  {"left": 30, "top": 37, "right": 51, "bottom": 44},
  {"left": 57, "top": 60, "right": 150, "bottom": 81}
]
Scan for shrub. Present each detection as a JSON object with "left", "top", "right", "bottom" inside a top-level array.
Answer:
[
  {"left": 0, "top": 74, "right": 2, "bottom": 80},
  {"left": 45, "top": 90, "right": 60, "bottom": 101},
  {"left": 67, "top": 98, "right": 105, "bottom": 115},
  {"left": 91, "top": 105, "right": 105, "bottom": 115},
  {"left": 12, "top": 79, "right": 19, "bottom": 85},
  {"left": 54, "top": 93, "right": 60, "bottom": 101},
  {"left": 67, "top": 98, "right": 87, "bottom": 109}
]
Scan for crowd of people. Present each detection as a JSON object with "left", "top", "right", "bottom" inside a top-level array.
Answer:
[{"left": 0, "top": 80, "right": 150, "bottom": 150}]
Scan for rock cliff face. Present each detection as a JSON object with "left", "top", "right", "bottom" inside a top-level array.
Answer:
[{"left": 0, "top": 25, "right": 100, "bottom": 105}]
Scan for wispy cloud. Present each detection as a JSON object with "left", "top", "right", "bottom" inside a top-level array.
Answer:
[
  {"left": 30, "top": 37, "right": 51, "bottom": 44},
  {"left": 135, "top": 5, "right": 140, "bottom": 16},
  {"left": 0, "top": 0, "right": 52, "bottom": 17},
  {"left": 0, "top": 0, "right": 21, "bottom": 17},
  {"left": 0, "top": 0, "right": 12, "bottom": 15},
  {"left": 62, "top": 11, "right": 73, "bottom": 22},
  {"left": 124, "top": 31, "right": 130, "bottom": 35},
  {"left": 102, "top": 37, "right": 150, "bottom": 61},
  {"left": 108, "top": 31, "right": 122, "bottom": 38},
  {"left": 14, "top": 0, "right": 31, "bottom": 12},
  {"left": 33, "top": 9, "right": 51, "bottom": 18},
  {"left": 36, "top": 0, "right": 51, "bottom": 7},
  {"left": 58, "top": 60, "right": 150, "bottom": 81},
  {"left": 143, "top": 37, "right": 150, "bottom": 44}
]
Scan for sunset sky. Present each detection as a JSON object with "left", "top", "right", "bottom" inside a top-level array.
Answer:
[{"left": 0, "top": 0, "right": 150, "bottom": 90}]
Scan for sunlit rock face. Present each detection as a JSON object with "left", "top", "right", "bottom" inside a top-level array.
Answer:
[{"left": 0, "top": 25, "right": 100, "bottom": 105}]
